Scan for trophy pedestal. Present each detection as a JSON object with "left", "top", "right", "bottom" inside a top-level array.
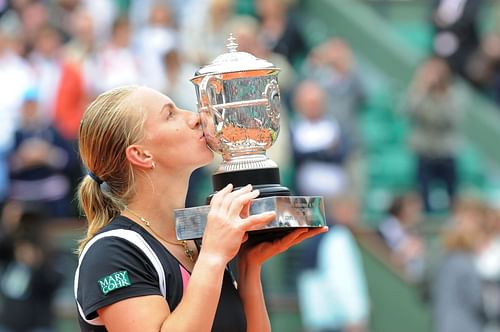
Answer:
[{"left": 175, "top": 196, "right": 326, "bottom": 241}]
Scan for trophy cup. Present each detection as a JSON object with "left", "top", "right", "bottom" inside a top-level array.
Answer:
[{"left": 175, "top": 35, "right": 325, "bottom": 241}]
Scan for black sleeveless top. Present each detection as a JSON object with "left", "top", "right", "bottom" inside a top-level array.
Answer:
[{"left": 75, "top": 216, "right": 246, "bottom": 331}]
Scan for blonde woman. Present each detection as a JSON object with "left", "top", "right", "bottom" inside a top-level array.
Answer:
[
  {"left": 432, "top": 198, "right": 493, "bottom": 332},
  {"left": 74, "top": 85, "right": 326, "bottom": 332}
]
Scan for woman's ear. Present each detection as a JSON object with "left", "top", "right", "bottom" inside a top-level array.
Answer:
[{"left": 125, "top": 145, "right": 154, "bottom": 169}]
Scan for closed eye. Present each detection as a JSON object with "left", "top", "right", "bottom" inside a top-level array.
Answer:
[{"left": 161, "top": 102, "right": 176, "bottom": 120}]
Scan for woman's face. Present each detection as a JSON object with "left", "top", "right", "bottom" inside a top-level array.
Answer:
[{"left": 138, "top": 87, "right": 213, "bottom": 172}]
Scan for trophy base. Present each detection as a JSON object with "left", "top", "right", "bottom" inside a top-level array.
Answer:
[
  {"left": 208, "top": 167, "right": 291, "bottom": 204},
  {"left": 212, "top": 167, "right": 288, "bottom": 193},
  {"left": 175, "top": 196, "right": 326, "bottom": 240}
]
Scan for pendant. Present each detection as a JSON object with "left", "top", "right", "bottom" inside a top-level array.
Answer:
[{"left": 183, "top": 241, "right": 195, "bottom": 262}]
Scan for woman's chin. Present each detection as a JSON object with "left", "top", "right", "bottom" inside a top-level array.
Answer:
[{"left": 200, "top": 150, "right": 215, "bottom": 167}]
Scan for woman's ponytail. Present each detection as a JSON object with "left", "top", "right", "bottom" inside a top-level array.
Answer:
[{"left": 76, "top": 85, "right": 145, "bottom": 254}]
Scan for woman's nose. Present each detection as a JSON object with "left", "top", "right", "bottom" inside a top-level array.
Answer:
[{"left": 187, "top": 111, "right": 201, "bottom": 129}]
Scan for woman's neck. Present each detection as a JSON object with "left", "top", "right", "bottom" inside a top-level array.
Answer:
[{"left": 126, "top": 171, "right": 191, "bottom": 239}]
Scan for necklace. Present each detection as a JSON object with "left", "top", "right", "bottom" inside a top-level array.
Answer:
[{"left": 125, "top": 208, "right": 196, "bottom": 262}]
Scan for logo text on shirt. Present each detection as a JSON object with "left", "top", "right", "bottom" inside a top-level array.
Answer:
[{"left": 98, "top": 270, "right": 131, "bottom": 295}]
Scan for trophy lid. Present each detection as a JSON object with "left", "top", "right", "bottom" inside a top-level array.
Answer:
[{"left": 191, "top": 34, "right": 280, "bottom": 83}]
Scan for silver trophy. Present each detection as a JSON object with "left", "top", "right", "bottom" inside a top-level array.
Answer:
[{"left": 175, "top": 35, "right": 325, "bottom": 240}]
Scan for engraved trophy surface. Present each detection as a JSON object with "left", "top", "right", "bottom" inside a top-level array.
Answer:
[{"left": 175, "top": 34, "right": 325, "bottom": 240}]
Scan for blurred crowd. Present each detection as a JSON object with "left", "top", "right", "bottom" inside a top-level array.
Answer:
[
  {"left": 430, "top": 0, "right": 500, "bottom": 106},
  {"left": 0, "top": 0, "right": 499, "bottom": 332}
]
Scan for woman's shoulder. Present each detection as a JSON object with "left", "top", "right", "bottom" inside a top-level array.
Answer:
[
  {"left": 75, "top": 223, "right": 168, "bottom": 326},
  {"left": 438, "top": 251, "right": 476, "bottom": 276},
  {"left": 79, "top": 215, "right": 182, "bottom": 280},
  {"left": 78, "top": 228, "right": 154, "bottom": 275},
  {"left": 78, "top": 216, "right": 161, "bottom": 276}
]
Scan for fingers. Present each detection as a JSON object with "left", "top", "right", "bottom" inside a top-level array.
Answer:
[
  {"left": 212, "top": 184, "right": 260, "bottom": 220},
  {"left": 220, "top": 184, "right": 249, "bottom": 212},
  {"left": 271, "top": 227, "right": 328, "bottom": 254},
  {"left": 272, "top": 228, "right": 309, "bottom": 253},
  {"left": 228, "top": 187, "right": 259, "bottom": 217},
  {"left": 210, "top": 183, "right": 233, "bottom": 210},
  {"left": 286, "top": 226, "right": 329, "bottom": 247},
  {"left": 214, "top": 184, "right": 252, "bottom": 211},
  {"left": 242, "top": 211, "right": 276, "bottom": 231},
  {"left": 240, "top": 200, "right": 251, "bottom": 219}
]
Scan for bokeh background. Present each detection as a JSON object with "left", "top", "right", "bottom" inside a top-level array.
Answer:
[{"left": 0, "top": 0, "right": 500, "bottom": 331}]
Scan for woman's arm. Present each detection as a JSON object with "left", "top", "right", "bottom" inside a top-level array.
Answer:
[
  {"left": 238, "top": 257, "right": 270, "bottom": 332},
  {"left": 98, "top": 184, "right": 277, "bottom": 332},
  {"left": 97, "top": 252, "right": 227, "bottom": 332},
  {"left": 238, "top": 227, "right": 328, "bottom": 332}
]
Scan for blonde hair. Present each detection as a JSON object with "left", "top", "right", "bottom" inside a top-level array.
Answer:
[
  {"left": 77, "top": 85, "right": 146, "bottom": 253},
  {"left": 442, "top": 198, "right": 491, "bottom": 252}
]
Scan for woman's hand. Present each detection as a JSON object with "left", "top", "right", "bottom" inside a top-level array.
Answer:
[
  {"left": 236, "top": 226, "right": 328, "bottom": 332},
  {"left": 201, "top": 183, "right": 276, "bottom": 265},
  {"left": 239, "top": 226, "right": 328, "bottom": 267}
]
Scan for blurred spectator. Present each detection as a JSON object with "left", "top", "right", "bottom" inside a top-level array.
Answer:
[
  {"left": 54, "top": 31, "right": 91, "bottom": 143},
  {"left": 432, "top": 197, "right": 492, "bottom": 332},
  {"left": 0, "top": 0, "right": 7, "bottom": 17},
  {"left": 129, "top": 0, "right": 192, "bottom": 30},
  {"left": 52, "top": 9, "right": 92, "bottom": 197},
  {"left": 47, "top": 0, "right": 80, "bottom": 42},
  {"left": 80, "top": 0, "right": 118, "bottom": 46},
  {"left": 84, "top": 16, "right": 140, "bottom": 96},
  {"left": 0, "top": 201, "right": 21, "bottom": 268},
  {"left": 133, "top": 1, "right": 178, "bottom": 91},
  {"left": 0, "top": 26, "right": 32, "bottom": 203},
  {"left": 7, "top": 88, "right": 78, "bottom": 219},
  {"left": 476, "top": 202, "right": 500, "bottom": 331},
  {"left": 378, "top": 193, "right": 426, "bottom": 283},
  {"left": 56, "top": 6, "right": 95, "bottom": 137},
  {"left": 431, "top": 0, "right": 483, "bottom": 80},
  {"left": 128, "top": 0, "right": 156, "bottom": 29},
  {"left": 231, "top": 15, "right": 297, "bottom": 106},
  {"left": 0, "top": 2, "right": 27, "bottom": 57},
  {"left": 465, "top": 32, "right": 500, "bottom": 106},
  {"left": 477, "top": 201, "right": 500, "bottom": 283},
  {"left": 290, "top": 80, "right": 350, "bottom": 197},
  {"left": 10, "top": 1, "right": 50, "bottom": 53},
  {"left": 255, "top": 0, "right": 309, "bottom": 69},
  {"left": 302, "top": 38, "right": 365, "bottom": 149},
  {"left": 297, "top": 194, "right": 370, "bottom": 332},
  {"left": 29, "top": 25, "right": 64, "bottom": 122},
  {"left": 403, "top": 56, "right": 463, "bottom": 213},
  {"left": 180, "top": 0, "right": 237, "bottom": 65},
  {"left": 62, "top": 7, "right": 96, "bottom": 65},
  {"left": 0, "top": 201, "right": 64, "bottom": 332},
  {"left": 163, "top": 48, "right": 198, "bottom": 111}
]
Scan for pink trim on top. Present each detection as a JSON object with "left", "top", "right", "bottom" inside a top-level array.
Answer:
[{"left": 179, "top": 264, "right": 191, "bottom": 294}]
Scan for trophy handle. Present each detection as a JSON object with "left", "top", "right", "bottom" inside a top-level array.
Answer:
[
  {"left": 263, "top": 79, "right": 281, "bottom": 129},
  {"left": 199, "top": 75, "right": 223, "bottom": 120},
  {"left": 263, "top": 80, "right": 280, "bottom": 112}
]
